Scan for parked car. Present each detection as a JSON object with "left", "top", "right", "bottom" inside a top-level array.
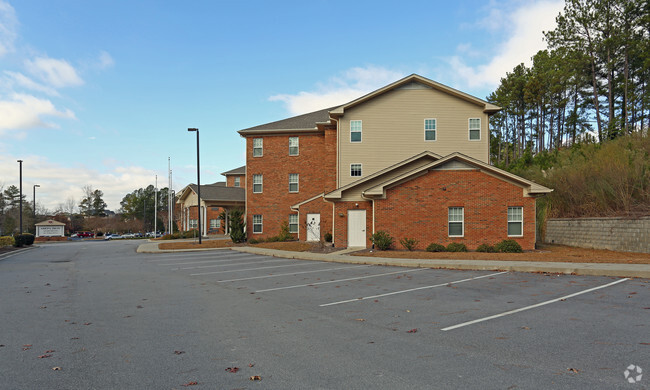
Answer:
[
  {"left": 122, "top": 233, "right": 135, "bottom": 239},
  {"left": 146, "top": 232, "right": 162, "bottom": 238},
  {"left": 73, "top": 232, "right": 93, "bottom": 238},
  {"left": 104, "top": 234, "right": 123, "bottom": 240}
]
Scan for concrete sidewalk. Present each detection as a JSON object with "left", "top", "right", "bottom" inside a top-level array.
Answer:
[{"left": 137, "top": 242, "right": 650, "bottom": 279}]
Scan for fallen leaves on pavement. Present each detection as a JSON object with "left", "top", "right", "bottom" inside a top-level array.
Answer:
[
  {"left": 407, "top": 328, "right": 418, "bottom": 333},
  {"left": 249, "top": 375, "right": 262, "bottom": 381},
  {"left": 181, "top": 381, "right": 198, "bottom": 386},
  {"left": 225, "top": 367, "right": 240, "bottom": 373}
]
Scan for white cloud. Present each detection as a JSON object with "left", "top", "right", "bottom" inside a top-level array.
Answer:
[
  {"left": 269, "top": 66, "right": 406, "bottom": 115},
  {"left": 0, "top": 0, "right": 17, "bottom": 57},
  {"left": 3, "top": 71, "right": 60, "bottom": 96},
  {"left": 96, "top": 50, "right": 114, "bottom": 69},
  {"left": 0, "top": 93, "right": 75, "bottom": 131},
  {"left": 25, "top": 56, "right": 84, "bottom": 88},
  {"left": 447, "top": 0, "right": 564, "bottom": 90},
  {"left": 0, "top": 153, "right": 167, "bottom": 212}
]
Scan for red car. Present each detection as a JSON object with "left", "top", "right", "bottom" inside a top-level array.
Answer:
[{"left": 76, "top": 232, "right": 94, "bottom": 238}]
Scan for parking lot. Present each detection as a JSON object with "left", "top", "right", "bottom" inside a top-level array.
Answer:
[
  {"left": 140, "top": 248, "right": 649, "bottom": 388},
  {"left": 2, "top": 242, "right": 647, "bottom": 389}
]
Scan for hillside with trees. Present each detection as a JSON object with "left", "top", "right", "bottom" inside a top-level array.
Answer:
[{"left": 489, "top": 0, "right": 649, "bottom": 219}]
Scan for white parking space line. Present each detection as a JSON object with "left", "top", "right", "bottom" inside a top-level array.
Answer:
[
  {"left": 441, "top": 278, "right": 630, "bottom": 331},
  {"left": 255, "top": 268, "right": 428, "bottom": 292},
  {"left": 173, "top": 259, "right": 289, "bottom": 270},
  {"left": 190, "top": 261, "right": 327, "bottom": 276},
  {"left": 319, "top": 271, "right": 508, "bottom": 307},
  {"left": 219, "top": 265, "right": 371, "bottom": 283}
]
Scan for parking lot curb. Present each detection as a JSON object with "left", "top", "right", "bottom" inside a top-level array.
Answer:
[{"left": 230, "top": 246, "right": 650, "bottom": 279}]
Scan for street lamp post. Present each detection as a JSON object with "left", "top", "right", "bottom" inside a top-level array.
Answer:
[
  {"left": 17, "top": 160, "right": 23, "bottom": 234},
  {"left": 188, "top": 128, "right": 201, "bottom": 244},
  {"left": 33, "top": 184, "right": 40, "bottom": 228}
]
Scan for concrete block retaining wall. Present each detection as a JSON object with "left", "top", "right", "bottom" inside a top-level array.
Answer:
[{"left": 545, "top": 216, "right": 650, "bottom": 254}]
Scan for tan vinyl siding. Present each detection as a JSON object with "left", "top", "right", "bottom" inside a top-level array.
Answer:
[{"left": 338, "top": 86, "right": 489, "bottom": 187}]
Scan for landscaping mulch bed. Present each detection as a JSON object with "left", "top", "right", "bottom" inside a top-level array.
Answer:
[
  {"left": 351, "top": 244, "right": 650, "bottom": 264},
  {"left": 158, "top": 240, "right": 234, "bottom": 250}
]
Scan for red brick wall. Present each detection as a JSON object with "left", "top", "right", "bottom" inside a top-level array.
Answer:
[
  {"left": 179, "top": 205, "right": 225, "bottom": 234},
  {"left": 226, "top": 175, "right": 245, "bottom": 188},
  {"left": 374, "top": 169, "right": 537, "bottom": 250},
  {"left": 245, "top": 132, "right": 337, "bottom": 239}
]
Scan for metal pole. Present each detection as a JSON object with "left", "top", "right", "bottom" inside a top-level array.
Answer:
[
  {"left": 17, "top": 160, "right": 23, "bottom": 234},
  {"left": 33, "top": 184, "right": 40, "bottom": 228},
  {"left": 188, "top": 128, "right": 201, "bottom": 244},
  {"left": 154, "top": 175, "right": 157, "bottom": 237}
]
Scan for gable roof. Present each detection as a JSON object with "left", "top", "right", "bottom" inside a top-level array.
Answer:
[
  {"left": 329, "top": 74, "right": 501, "bottom": 117},
  {"left": 324, "top": 152, "right": 551, "bottom": 200},
  {"left": 324, "top": 151, "right": 442, "bottom": 199},
  {"left": 221, "top": 165, "right": 246, "bottom": 176},
  {"left": 177, "top": 183, "right": 245, "bottom": 204},
  {"left": 237, "top": 74, "right": 501, "bottom": 136}
]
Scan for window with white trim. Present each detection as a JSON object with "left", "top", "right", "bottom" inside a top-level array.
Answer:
[
  {"left": 448, "top": 207, "right": 464, "bottom": 237},
  {"left": 289, "top": 214, "right": 298, "bottom": 233},
  {"left": 253, "top": 138, "right": 263, "bottom": 157},
  {"left": 253, "top": 174, "right": 263, "bottom": 193},
  {"left": 289, "top": 137, "right": 299, "bottom": 156},
  {"left": 289, "top": 173, "right": 299, "bottom": 193},
  {"left": 425, "top": 118, "right": 436, "bottom": 141},
  {"left": 350, "top": 163, "right": 362, "bottom": 177},
  {"left": 189, "top": 219, "right": 198, "bottom": 229},
  {"left": 469, "top": 118, "right": 481, "bottom": 140},
  {"left": 508, "top": 207, "right": 523, "bottom": 236},
  {"left": 210, "top": 218, "right": 221, "bottom": 229},
  {"left": 350, "top": 120, "right": 362, "bottom": 142},
  {"left": 234, "top": 177, "right": 240, "bottom": 187},
  {"left": 253, "top": 215, "right": 262, "bottom": 233}
]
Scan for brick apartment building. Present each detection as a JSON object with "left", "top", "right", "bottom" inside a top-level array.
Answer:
[
  {"left": 176, "top": 166, "right": 245, "bottom": 234},
  {"left": 237, "top": 74, "right": 551, "bottom": 250}
]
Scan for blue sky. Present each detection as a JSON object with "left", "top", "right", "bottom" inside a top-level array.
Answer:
[{"left": 0, "top": 0, "right": 563, "bottom": 211}]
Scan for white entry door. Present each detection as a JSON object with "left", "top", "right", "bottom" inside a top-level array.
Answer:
[
  {"left": 306, "top": 213, "right": 320, "bottom": 242},
  {"left": 347, "top": 210, "right": 366, "bottom": 247}
]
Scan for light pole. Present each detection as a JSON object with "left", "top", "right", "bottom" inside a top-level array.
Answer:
[
  {"left": 33, "top": 184, "right": 40, "bottom": 227},
  {"left": 154, "top": 175, "right": 158, "bottom": 237},
  {"left": 17, "top": 160, "right": 23, "bottom": 234},
  {"left": 188, "top": 128, "right": 201, "bottom": 244}
]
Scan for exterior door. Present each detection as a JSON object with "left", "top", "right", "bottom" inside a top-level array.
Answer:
[
  {"left": 306, "top": 213, "right": 320, "bottom": 242},
  {"left": 347, "top": 210, "right": 366, "bottom": 247}
]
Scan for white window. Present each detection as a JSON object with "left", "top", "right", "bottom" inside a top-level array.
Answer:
[
  {"left": 350, "top": 163, "right": 362, "bottom": 177},
  {"left": 289, "top": 173, "right": 299, "bottom": 193},
  {"left": 210, "top": 219, "right": 221, "bottom": 229},
  {"left": 350, "top": 120, "right": 362, "bottom": 142},
  {"left": 253, "top": 214, "right": 262, "bottom": 234},
  {"left": 425, "top": 118, "right": 436, "bottom": 141},
  {"left": 469, "top": 118, "right": 481, "bottom": 140},
  {"left": 448, "top": 207, "right": 464, "bottom": 237},
  {"left": 189, "top": 219, "right": 198, "bottom": 229},
  {"left": 289, "top": 214, "right": 298, "bottom": 233},
  {"left": 289, "top": 137, "right": 299, "bottom": 156},
  {"left": 234, "top": 177, "right": 240, "bottom": 187},
  {"left": 253, "top": 138, "right": 263, "bottom": 157},
  {"left": 508, "top": 207, "right": 523, "bottom": 236},
  {"left": 253, "top": 174, "right": 263, "bottom": 193}
]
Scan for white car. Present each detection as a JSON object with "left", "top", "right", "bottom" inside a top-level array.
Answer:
[
  {"left": 122, "top": 233, "right": 135, "bottom": 239},
  {"left": 104, "top": 234, "right": 123, "bottom": 240}
]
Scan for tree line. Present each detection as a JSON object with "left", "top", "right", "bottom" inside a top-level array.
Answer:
[
  {"left": 489, "top": 0, "right": 649, "bottom": 166},
  {"left": 0, "top": 183, "right": 177, "bottom": 236}
]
